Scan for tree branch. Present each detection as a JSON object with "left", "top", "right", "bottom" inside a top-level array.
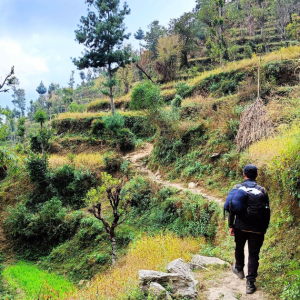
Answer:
[
  {"left": 135, "top": 63, "right": 153, "bottom": 82},
  {"left": 0, "top": 66, "right": 14, "bottom": 93}
]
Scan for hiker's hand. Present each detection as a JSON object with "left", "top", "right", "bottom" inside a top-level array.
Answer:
[{"left": 229, "top": 228, "right": 235, "bottom": 236}]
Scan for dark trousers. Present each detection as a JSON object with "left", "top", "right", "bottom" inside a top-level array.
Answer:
[{"left": 234, "top": 229, "right": 265, "bottom": 282}]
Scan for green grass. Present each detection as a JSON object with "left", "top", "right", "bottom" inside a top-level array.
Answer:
[{"left": 3, "top": 261, "right": 74, "bottom": 299}]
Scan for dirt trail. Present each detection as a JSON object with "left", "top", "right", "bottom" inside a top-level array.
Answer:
[{"left": 125, "top": 143, "right": 268, "bottom": 300}]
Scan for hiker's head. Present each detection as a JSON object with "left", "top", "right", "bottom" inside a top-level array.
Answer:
[{"left": 243, "top": 164, "right": 258, "bottom": 180}]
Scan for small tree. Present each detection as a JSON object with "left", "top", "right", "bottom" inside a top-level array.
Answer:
[
  {"left": 17, "top": 117, "right": 26, "bottom": 145},
  {"left": 87, "top": 174, "right": 130, "bottom": 266},
  {"left": 34, "top": 109, "right": 47, "bottom": 155},
  {"left": 103, "top": 111, "right": 125, "bottom": 152},
  {"left": 73, "top": 0, "right": 132, "bottom": 115}
]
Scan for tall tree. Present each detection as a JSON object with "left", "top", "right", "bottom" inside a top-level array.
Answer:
[
  {"left": 68, "top": 71, "right": 75, "bottom": 89},
  {"left": 73, "top": 0, "right": 132, "bottom": 115},
  {"left": 144, "top": 20, "right": 166, "bottom": 58},
  {"left": 36, "top": 81, "right": 47, "bottom": 96},
  {"left": 134, "top": 28, "right": 145, "bottom": 53},
  {"left": 12, "top": 88, "right": 26, "bottom": 117}
]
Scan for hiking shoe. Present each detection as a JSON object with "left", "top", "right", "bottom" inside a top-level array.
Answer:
[
  {"left": 246, "top": 281, "right": 257, "bottom": 294},
  {"left": 232, "top": 265, "right": 245, "bottom": 279}
]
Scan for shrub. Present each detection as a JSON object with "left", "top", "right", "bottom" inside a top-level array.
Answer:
[
  {"left": 90, "top": 118, "right": 105, "bottom": 136},
  {"left": 69, "top": 103, "right": 87, "bottom": 113},
  {"left": 104, "top": 151, "right": 123, "bottom": 172},
  {"left": 130, "top": 81, "right": 163, "bottom": 111},
  {"left": 87, "top": 99, "right": 111, "bottom": 112},
  {"left": 174, "top": 81, "right": 192, "bottom": 98},
  {"left": 26, "top": 153, "right": 49, "bottom": 186},
  {"left": 30, "top": 129, "right": 52, "bottom": 153},
  {"left": 118, "top": 128, "right": 136, "bottom": 152},
  {"left": 171, "top": 94, "right": 183, "bottom": 109}
]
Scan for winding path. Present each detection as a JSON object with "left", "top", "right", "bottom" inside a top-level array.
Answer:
[{"left": 125, "top": 143, "right": 268, "bottom": 300}]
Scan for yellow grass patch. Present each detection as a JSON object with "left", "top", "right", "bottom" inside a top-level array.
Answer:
[
  {"left": 68, "top": 232, "right": 204, "bottom": 300},
  {"left": 248, "top": 123, "right": 300, "bottom": 167},
  {"left": 190, "top": 45, "right": 300, "bottom": 86},
  {"left": 49, "top": 153, "right": 104, "bottom": 172}
]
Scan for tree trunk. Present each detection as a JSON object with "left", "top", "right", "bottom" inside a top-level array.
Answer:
[
  {"left": 135, "top": 63, "right": 153, "bottom": 82},
  {"left": 114, "top": 132, "right": 120, "bottom": 152},
  {"left": 111, "top": 234, "right": 117, "bottom": 267},
  {"left": 40, "top": 122, "right": 44, "bottom": 155},
  {"left": 108, "top": 65, "right": 114, "bottom": 115}
]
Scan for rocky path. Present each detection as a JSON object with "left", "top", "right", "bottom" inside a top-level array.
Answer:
[{"left": 125, "top": 143, "right": 268, "bottom": 300}]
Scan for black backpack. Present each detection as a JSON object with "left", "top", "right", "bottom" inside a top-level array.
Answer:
[{"left": 241, "top": 182, "right": 270, "bottom": 225}]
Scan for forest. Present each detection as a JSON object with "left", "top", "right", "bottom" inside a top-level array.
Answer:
[{"left": 1, "top": 0, "right": 300, "bottom": 299}]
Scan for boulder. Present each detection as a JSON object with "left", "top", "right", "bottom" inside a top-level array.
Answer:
[
  {"left": 188, "top": 262, "right": 205, "bottom": 271},
  {"left": 167, "top": 258, "right": 196, "bottom": 282},
  {"left": 191, "top": 255, "right": 229, "bottom": 267},
  {"left": 188, "top": 182, "right": 198, "bottom": 189},
  {"left": 148, "top": 282, "right": 172, "bottom": 300},
  {"left": 139, "top": 270, "right": 198, "bottom": 299}
]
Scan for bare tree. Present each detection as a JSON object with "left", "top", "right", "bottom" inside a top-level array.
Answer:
[
  {"left": 0, "top": 66, "right": 15, "bottom": 93},
  {"left": 88, "top": 180, "right": 131, "bottom": 266}
]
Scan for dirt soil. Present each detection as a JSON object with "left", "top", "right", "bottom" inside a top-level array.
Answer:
[{"left": 125, "top": 143, "right": 268, "bottom": 300}]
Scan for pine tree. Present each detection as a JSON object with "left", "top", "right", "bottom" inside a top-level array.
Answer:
[
  {"left": 73, "top": 0, "right": 132, "bottom": 114},
  {"left": 36, "top": 81, "right": 47, "bottom": 95},
  {"left": 12, "top": 88, "right": 26, "bottom": 117}
]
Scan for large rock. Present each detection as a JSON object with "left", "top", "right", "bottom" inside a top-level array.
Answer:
[
  {"left": 188, "top": 182, "right": 198, "bottom": 189},
  {"left": 139, "top": 270, "right": 198, "bottom": 299},
  {"left": 191, "top": 255, "right": 229, "bottom": 266},
  {"left": 167, "top": 258, "right": 197, "bottom": 283},
  {"left": 148, "top": 282, "right": 172, "bottom": 300}
]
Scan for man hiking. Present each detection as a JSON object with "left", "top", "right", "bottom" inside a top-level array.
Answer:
[{"left": 224, "top": 164, "right": 270, "bottom": 294}]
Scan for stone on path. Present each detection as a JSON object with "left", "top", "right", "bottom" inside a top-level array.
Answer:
[
  {"left": 148, "top": 282, "right": 172, "bottom": 300},
  {"left": 167, "top": 258, "right": 197, "bottom": 284},
  {"left": 188, "top": 182, "right": 198, "bottom": 189},
  {"left": 191, "top": 255, "right": 229, "bottom": 267},
  {"left": 207, "top": 288, "right": 237, "bottom": 300},
  {"left": 139, "top": 270, "right": 198, "bottom": 299}
]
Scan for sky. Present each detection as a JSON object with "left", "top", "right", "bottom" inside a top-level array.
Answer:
[{"left": 0, "top": 0, "right": 196, "bottom": 110}]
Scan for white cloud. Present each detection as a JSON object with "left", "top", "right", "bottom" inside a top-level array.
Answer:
[{"left": 0, "top": 37, "right": 49, "bottom": 89}]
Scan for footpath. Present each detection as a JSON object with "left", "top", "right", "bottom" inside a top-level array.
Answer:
[{"left": 125, "top": 143, "right": 268, "bottom": 300}]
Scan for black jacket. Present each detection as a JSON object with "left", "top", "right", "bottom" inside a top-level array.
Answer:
[{"left": 227, "top": 179, "right": 270, "bottom": 233}]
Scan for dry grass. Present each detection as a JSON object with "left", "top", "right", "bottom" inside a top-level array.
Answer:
[
  {"left": 236, "top": 97, "right": 274, "bottom": 152},
  {"left": 49, "top": 153, "right": 104, "bottom": 172},
  {"left": 68, "top": 232, "right": 204, "bottom": 300},
  {"left": 247, "top": 123, "right": 300, "bottom": 167},
  {"left": 56, "top": 110, "right": 144, "bottom": 120},
  {"left": 190, "top": 45, "right": 300, "bottom": 86}
]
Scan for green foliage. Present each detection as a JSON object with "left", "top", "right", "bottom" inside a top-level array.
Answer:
[
  {"left": 69, "top": 102, "right": 87, "bottom": 113},
  {"left": 282, "top": 275, "right": 300, "bottom": 300},
  {"left": 171, "top": 95, "right": 183, "bottom": 109},
  {"left": 3, "top": 201, "right": 83, "bottom": 259},
  {"left": 36, "top": 81, "right": 47, "bottom": 95},
  {"left": 123, "top": 115, "right": 156, "bottom": 138},
  {"left": 30, "top": 129, "right": 52, "bottom": 153},
  {"left": 104, "top": 151, "right": 123, "bottom": 172},
  {"left": 130, "top": 81, "right": 163, "bottom": 111},
  {"left": 118, "top": 128, "right": 136, "bottom": 152},
  {"left": 90, "top": 118, "right": 105, "bottom": 136},
  {"left": 26, "top": 153, "right": 49, "bottom": 186},
  {"left": 103, "top": 111, "right": 125, "bottom": 134},
  {"left": 286, "top": 14, "right": 300, "bottom": 41},
  {"left": 2, "top": 261, "right": 74, "bottom": 299},
  {"left": 174, "top": 82, "right": 193, "bottom": 98},
  {"left": 16, "top": 117, "right": 26, "bottom": 140},
  {"left": 34, "top": 109, "right": 47, "bottom": 125}
]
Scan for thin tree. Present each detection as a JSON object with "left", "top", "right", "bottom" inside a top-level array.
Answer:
[
  {"left": 16, "top": 117, "right": 26, "bottom": 145},
  {"left": 88, "top": 180, "right": 131, "bottom": 266},
  {"left": 34, "top": 109, "right": 47, "bottom": 155},
  {"left": 73, "top": 0, "right": 132, "bottom": 115},
  {"left": 0, "top": 67, "right": 16, "bottom": 93}
]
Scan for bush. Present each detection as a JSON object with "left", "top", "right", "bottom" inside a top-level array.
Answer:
[
  {"left": 26, "top": 153, "right": 49, "bottom": 186},
  {"left": 103, "top": 111, "right": 124, "bottom": 134},
  {"left": 87, "top": 99, "right": 111, "bottom": 112},
  {"left": 104, "top": 152, "right": 123, "bottom": 172},
  {"left": 123, "top": 115, "right": 156, "bottom": 138},
  {"left": 130, "top": 81, "right": 163, "bottom": 111},
  {"left": 118, "top": 128, "right": 136, "bottom": 152},
  {"left": 69, "top": 103, "right": 87, "bottom": 113},
  {"left": 30, "top": 129, "right": 52, "bottom": 153},
  {"left": 174, "top": 82, "right": 192, "bottom": 98},
  {"left": 171, "top": 94, "right": 183, "bottom": 109},
  {"left": 90, "top": 118, "right": 105, "bottom": 136}
]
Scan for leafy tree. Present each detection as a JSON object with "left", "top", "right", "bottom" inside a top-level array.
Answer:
[
  {"left": 79, "top": 71, "right": 86, "bottom": 84},
  {"left": 34, "top": 109, "right": 47, "bottom": 155},
  {"left": 134, "top": 28, "right": 145, "bottom": 52},
  {"left": 68, "top": 71, "right": 75, "bottom": 89},
  {"left": 36, "top": 81, "right": 47, "bottom": 95},
  {"left": 73, "top": 0, "right": 132, "bottom": 115},
  {"left": 172, "top": 12, "right": 202, "bottom": 67},
  {"left": 17, "top": 117, "right": 26, "bottom": 144},
  {"left": 144, "top": 20, "right": 166, "bottom": 58},
  {"left": 12, "top": 88, "right": 26, "bottom": 117},
  {"left": 103, "top": 111, "right": 125, "bottom": 151},
  {"left": 286, "top": 13, "right": 300, "bottom": 41}
]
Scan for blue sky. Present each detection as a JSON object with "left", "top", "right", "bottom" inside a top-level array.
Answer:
[{"left": 0, "top": 0, "right": 196, "bottom": 110}]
